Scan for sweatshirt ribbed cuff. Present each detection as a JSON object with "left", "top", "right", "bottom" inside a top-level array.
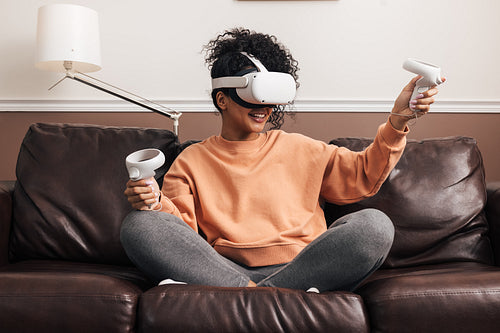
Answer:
[
  {"left": 159, "top": 195, "right": 177, "bottom": 214},
  {"left": 380, "top": 119, "right": 409, "bottom": 147}
]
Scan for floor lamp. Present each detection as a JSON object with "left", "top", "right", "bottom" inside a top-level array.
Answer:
[{"left": 35, "top": 4, "right": 182, "bottom": 135}]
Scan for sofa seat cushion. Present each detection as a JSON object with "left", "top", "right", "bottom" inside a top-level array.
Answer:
[
  {"left": 0, "top": 262, "right": 145, "bottom": 333},
  {"left": 138, "top": 285, "right": 369, "bottom": 333},
  {"left": 357, "top": 262, "right": 500, "bottom": 333},
  {"left": 0, "top": 260, "right": 155, "bottom": 290}
]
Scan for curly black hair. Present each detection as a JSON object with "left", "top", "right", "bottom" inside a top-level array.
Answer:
[{"left": 203, "top": 28, "right": 299, "bottom": 130}]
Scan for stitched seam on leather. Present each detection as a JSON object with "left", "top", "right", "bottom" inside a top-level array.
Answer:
[
  {"left": 368, "top": 289, "right": 500, "bottom": 302},
  {"left": 153, "top": 290, "right": 362, "bottom": 302},
  {"left": 0, "top": 295, "right": 137, "bottom": 300}
]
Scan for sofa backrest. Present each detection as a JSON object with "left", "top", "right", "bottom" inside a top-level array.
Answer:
[
  {"left": 324, "top": 136, "right": 494, "bottom": 268},
  {"left": 9, "top": 123, "right": 179, "bottom": 265}
]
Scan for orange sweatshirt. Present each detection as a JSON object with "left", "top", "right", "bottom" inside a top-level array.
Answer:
[{"left": 159, "top": 120, "right": 407, "bottom": 267}]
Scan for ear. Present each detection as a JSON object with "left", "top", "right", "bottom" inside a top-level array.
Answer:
[{"left": 216, "top": 91, "right": 228, "bottom": 111}]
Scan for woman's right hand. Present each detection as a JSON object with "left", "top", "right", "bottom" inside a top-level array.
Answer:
[{"left": 124, "top": 177, "right": 161, "bottom": 210}]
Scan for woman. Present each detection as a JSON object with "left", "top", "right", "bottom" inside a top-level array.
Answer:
[{"left": 121, "top": 28, "right": 443, "bottom": 292}]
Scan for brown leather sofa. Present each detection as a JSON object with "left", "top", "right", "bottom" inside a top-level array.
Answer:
[{"left": 1, "top": 122, "right": 499, "bottom": 332}]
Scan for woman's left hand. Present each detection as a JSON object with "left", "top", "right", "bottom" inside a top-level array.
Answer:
[{"left": 389, "top": 75, "right": 446, "bottom": 131}]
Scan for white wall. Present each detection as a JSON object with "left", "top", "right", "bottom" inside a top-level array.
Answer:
[{"left": 1, "top": 0, "right": 499, "bottom": 108}]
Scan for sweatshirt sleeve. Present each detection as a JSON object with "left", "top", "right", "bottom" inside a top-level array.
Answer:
[
  {"left": 320, "top": 119, "right": 408, "bottom": 205},
  {"left": 158, "top": 154, "right": 199, "bottom": 233}
]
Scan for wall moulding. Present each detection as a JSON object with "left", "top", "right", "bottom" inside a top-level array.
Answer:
[{"left": 0, "top": 99, "right": 499, "bottom": 114}]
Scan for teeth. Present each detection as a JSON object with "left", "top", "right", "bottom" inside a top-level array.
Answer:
[{"left": 250, "top": 113, "right": 266, "bottom": 118}]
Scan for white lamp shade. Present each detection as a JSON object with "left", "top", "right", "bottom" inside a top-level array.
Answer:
[{"left": 36, "top": 4, "right": 101, "bottom": 73}]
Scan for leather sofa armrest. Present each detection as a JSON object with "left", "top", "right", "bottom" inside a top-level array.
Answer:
[
  {"left": 0, "top": 181, "right": 15, "bottom": 267},
  {"left": 486, "top": 182, "right": 500, "bottom": 266}
]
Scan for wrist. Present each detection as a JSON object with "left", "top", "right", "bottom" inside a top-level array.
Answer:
[
  {"left": 389, "top": 114, "right": 408, "bottom": 131},
  {"left": 152, "top": 202, "right": 163, "bottom": 211},
  {"left": 148, "top": 191, "right": 162, "bottom": 211}
]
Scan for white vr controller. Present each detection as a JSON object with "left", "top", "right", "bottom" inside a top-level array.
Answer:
[
  {"left": 125, "top": 148, "right": 165, "bottom": 181},
  {"left": 403, "top": 58, "right": 443, "bottom": 102}
]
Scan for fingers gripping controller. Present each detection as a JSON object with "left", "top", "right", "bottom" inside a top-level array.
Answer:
[
  {"left": 403, "top": 58, "right": 443, "bottom": 102},
  {"left": 126, "top": 149, "right": 165, "bottom": 211}
]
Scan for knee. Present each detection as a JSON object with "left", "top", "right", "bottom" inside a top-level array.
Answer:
[
  {"left": 360, "top": 208, "right": 394, "bottom": 236},
  {"left": 120, "top": 210, "right": 145, "bottom": 248},
  {"left": 120, "top": 210, "right": 149, "bottom": 235},
  {"left": 120, "top": 211, "right": 188, "bottom": 244},
  {"left": 121, "top": 211, "right": 176, "bottom": 245},
  {"left": 357, "top": 208, "right": 395, "bottom": 255}
]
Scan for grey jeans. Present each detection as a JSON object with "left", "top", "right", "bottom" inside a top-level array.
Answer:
[{"left": 120, "top": 208, "right": 394, "bottom": 292}]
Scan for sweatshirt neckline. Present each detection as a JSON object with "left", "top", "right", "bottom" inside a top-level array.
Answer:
[{"left": 213, "top": 132, "right": 270, "bottom": 152}]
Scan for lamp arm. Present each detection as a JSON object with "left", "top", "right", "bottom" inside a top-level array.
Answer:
[{"left": 51, "top": 71, "right": 182, "bottom": 136}]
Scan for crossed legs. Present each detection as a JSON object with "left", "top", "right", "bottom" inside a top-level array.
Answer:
[{"left": 120, "top": 208, "right": 394, "bottom": 292}]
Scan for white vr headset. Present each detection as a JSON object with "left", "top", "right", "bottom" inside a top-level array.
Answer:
[{"left": 211, "top": 52, "right": 296, "bottom": 107}]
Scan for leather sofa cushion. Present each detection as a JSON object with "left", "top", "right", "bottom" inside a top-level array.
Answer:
[
  {"left": 324, "top": 136, "right": 493, "bottom": 268},
  {"left": 0, "top": 264, "right": 143, "bottom": 333},
  {"left": 0, "top": 181, "right": 13, "bottom": 266},
  {"left": 358, "top": 262, "right": 500, "bottom": 333},
  {"left": 1, "top": 260, "right": 154, "bottom": 291},
  {"left": 139, "top": 285, "right": 369, "bottom": 333},
  {"left": 486, "top": 182, "right": 500, "bottom": 265},
  {"left": 9, "top": 123, "right": 179, "bottom": 264}
]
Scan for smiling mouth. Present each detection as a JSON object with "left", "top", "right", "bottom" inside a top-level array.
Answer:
[
  {"left": 248, "top": 110, "right": 269, "bottom": 121},
  {"left": 250, "top": 113, "right": 266, "bottom": 119}
]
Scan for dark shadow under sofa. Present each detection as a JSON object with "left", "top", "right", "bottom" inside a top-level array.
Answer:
[{"left": 1, "top": 122, "right": 499, "bottom": 332}]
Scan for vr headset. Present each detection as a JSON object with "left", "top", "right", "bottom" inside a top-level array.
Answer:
[{"left": 211, "top": 52, "right": 296, "bottom": 108}]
